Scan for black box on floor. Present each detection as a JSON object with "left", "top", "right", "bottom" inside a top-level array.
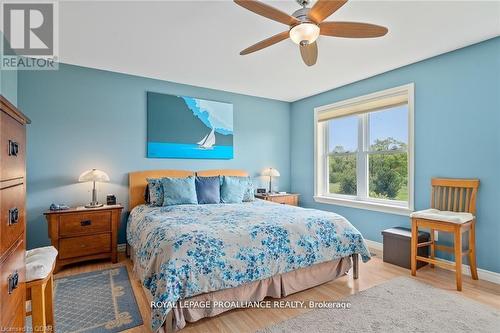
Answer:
[{"left": 382, "top": 227, "right": 430, "bottom": 269}]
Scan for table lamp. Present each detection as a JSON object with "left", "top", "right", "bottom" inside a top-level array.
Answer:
[
  {"left": 262, "top": 168, "right": 280, "bottom": 194},
  {"left": 78, "top": 169, "right": 110, "bottom": 208}
]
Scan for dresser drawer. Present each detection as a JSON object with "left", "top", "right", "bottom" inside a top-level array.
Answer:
[
  {"left": 59, "top": 211, "right": 111, "bottom": 237},
  {"left": 0, "top": 184, "right": 25, "bottom": 254},
  {"left": 0, "top": 239, "right": 25, "bottom": 328},
  {"left": 59, "top": 234, "right": 111, "bottom": 259},
  {"left": 3, "top": 298, "right": 25, "bottom": 331},
  {"left": 0, "top": 111, "right": 26, "bottom": 182}
]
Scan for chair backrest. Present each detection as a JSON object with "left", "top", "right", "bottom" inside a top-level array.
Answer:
[{"left": 431, "top": 178, "right": 480, "bottom": 214}]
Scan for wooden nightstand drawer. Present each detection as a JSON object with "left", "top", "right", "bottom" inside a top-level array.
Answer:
[
  {"left": 0, "top": 184, "right": 25, "bottom": 254},
  {"left": 0, "top": 239, "right": 25, "bottom": 327},
  {"left": 270, "top": 196, "right": 297, "bottom": 205},
  {"left": 59, "top": 234, "right": 111, "bottom": 259},
  {"left": 256, "top": 193, "right": 299, "bottom": 206},
  {"left": 59, "top": 211, "right": 111, "bottom": 237}
]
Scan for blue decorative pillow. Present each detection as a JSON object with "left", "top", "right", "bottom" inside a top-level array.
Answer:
[
  {"left": 221, "top": 176, "right": 247, "bottom": 203},
  {"left": 195, "top": 176, "right": 221, "bottom": 204},
  {"left": 162, "top": 176, "right": 198, "bottom": 206},
  {"left": 221, "top": 176, "right": 255, "bottom": 202},
  {"left": 146, "top": 178, "right": 164, "bottom": 206}
]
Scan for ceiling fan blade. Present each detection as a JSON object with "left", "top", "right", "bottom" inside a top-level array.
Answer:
[
  {"left": 240, "top": 31, "right": 290, "bottom": 55},
  {"left": 308, "top": 0, "right": 348, "bottom": 24},
  {"left": 300, "top": 42, "right": 318, "bottom": 66},
  {"left": 320, "top": 21, "right": 388, "bottom": 38},
  {"left": 234, "top": 0, "right": 300, "bottom": 26}
]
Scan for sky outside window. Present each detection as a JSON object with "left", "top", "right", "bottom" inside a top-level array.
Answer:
[
  {"left": 328, "top": 105, "right": 408, "bottom": 153},
  {"left": 370, "top": 105, "right": 408, "bottom": 148},
  {"left": 328, "top": 115, "right": 358, "bottom": 153}
]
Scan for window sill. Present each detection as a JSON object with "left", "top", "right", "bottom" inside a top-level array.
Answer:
[{"left": 313, "top": 195, "right": 413, "bottom": 216}]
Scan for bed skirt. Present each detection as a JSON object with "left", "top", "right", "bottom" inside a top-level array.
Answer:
[{"left": 129, "top": 245, "right": 353, "bottom": 332}]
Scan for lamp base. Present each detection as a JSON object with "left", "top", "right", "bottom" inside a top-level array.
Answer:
[
  {"left": 85, "top": 202, "right": 104, "bottom": 208},
  {"left": 85, "top": 186, "right": 103, "bottom": 208}
]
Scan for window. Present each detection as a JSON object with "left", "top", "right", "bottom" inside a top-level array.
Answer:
[{"left": 314, "top": 84, "right": 414, "bottom": 215}]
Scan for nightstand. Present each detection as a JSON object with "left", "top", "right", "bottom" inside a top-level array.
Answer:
[
  {"left": 44, "top": 205, "right": 123, "bottom": 272},
  {"left": 255, "top": 193, "right": 299, "bottom": 206}
]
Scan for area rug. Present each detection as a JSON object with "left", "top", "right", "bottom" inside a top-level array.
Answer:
[
  {"left": 258, "top": 277, "right": 500, "bottom": 333},
  {"left": 53, "top": 266, "right": 143, "bottom": 333}
]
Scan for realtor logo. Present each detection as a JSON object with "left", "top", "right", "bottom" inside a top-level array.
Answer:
[
  {"left": 1, "top": 2, "right": 58, "bottom": 70},
  {"left": 3, "top": 3, "right": 53, "bottom": 55}
]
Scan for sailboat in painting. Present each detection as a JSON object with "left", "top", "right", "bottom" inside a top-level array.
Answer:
[{"left": 197, "top": 128, "right": 215, "bottom": 149}]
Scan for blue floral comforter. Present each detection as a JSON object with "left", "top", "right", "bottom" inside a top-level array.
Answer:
[{"left": 127, "top": 200, "right": 370, "bottom": 331}]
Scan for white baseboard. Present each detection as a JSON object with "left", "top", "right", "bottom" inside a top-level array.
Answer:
[
  {"left": 117, "top": 243, "right": 127, "bottom": 253},
  {"left": 364, "top": 239, "right": 500, "bottom": 285},
  {"left": 438, "top": 258, "right": 500, "bottom": 285},
  {"left": 364, "top": 239, "right": 383, "bottom": 251}
]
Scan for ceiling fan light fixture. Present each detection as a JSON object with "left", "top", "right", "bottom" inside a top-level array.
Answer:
[{"left": 289, "top": 23, "right": 320, "bottom": 45}]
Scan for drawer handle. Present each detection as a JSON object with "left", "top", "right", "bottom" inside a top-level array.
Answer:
[
  {"left": 7, "top": 271, "right": 19, "bottom": 294},
  {"left": 80, "top": 220, "right": 92, "bottom": 226},
  {"left": 8, "top": 140, "right": 19, "bottom": 156},
  {"left": 8, "top": 207, "right": 19, "bottom": 225}
]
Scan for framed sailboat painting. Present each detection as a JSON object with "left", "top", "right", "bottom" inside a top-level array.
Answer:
[{"left": 147, "top": 92, "right": 234, "bottom": 159}]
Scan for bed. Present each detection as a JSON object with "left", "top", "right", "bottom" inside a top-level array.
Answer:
[{"left": 126, "top": 169, "right": 371, "bottom": 332}]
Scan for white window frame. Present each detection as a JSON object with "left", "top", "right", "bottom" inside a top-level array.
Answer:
[{"left": 314, "top": 83, "right": 414, "bottom": 216}]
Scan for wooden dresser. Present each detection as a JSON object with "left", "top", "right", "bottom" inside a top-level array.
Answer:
[
  {"left": 44, "top": 205, "right": 123, "bottom": 272},
  {"left": 255, "top": 193, "right": 300, "bottom": 206},
  {"left": 0, "top": 95, "right": 30, "bottom": 331}
]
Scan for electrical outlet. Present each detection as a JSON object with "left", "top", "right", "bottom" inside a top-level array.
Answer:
[{"left": 434, "top": 230, "right": 439, "bottom": 242}]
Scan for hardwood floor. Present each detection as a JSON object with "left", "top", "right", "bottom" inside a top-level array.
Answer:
[{"left": 55, "top": 252, "right": 500, "bottom": 333}]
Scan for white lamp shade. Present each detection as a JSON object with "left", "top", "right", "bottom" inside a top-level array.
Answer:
[
  {"left": 262, "top": 168, "right": 280, "bottom": 177},
  {"left": 289, "top": 23, "right": 320, "bottom": 45},
  {"left": 78, "top": 169, "right": 110, "bottom": 182}
]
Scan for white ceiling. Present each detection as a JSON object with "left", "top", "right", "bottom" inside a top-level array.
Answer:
[{"left": 59, "top": 1, "right": 500, "bottom": 102}]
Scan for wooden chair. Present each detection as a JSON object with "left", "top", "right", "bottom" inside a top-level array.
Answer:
[{"left": 410, "top": 178, "right": 479, "bottom": 291}]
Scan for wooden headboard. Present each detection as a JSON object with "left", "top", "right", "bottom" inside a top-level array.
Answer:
[
  {"left": 196, "top": 169, "right": 248, "bottom": 177},
  {"left": 128, "top": 169, "right": 248, "bottom": 210}
]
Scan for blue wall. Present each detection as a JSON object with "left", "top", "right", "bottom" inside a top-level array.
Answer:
[
  {"left": 0, "top": 68, "right": 17, "bottom": 105},
  {"left": 0, "top": 34, "right": 18, "bottom": 106},
  {"left": 18, "top": 63, "right": 291, "bottom": 248},
  {"left": 290, "top": 37, "right": 500, "bottom": 273}
]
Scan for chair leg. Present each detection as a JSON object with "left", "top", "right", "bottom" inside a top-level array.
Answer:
[
  {"left": 31, "top": 283, "right": 47, "bottom": 333},
  {"left": 454, "top": 228, "right": 463, "bottom": 291},
  {"left": 411, "top": 219, "right": 418, "bottom": 276},
  {"left": 430, "top": 228, "right": 435, "bottom": 268},
  {"left": 44, "top": 275, "right": 55, "bottom": 331},
  {"left": 468, "top": 221, "right": 479, "bottom": 280}
]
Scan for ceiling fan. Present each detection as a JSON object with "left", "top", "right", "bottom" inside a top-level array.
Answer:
[{"left": 234, "top": 0, "right": 388, "bottom": 66}]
